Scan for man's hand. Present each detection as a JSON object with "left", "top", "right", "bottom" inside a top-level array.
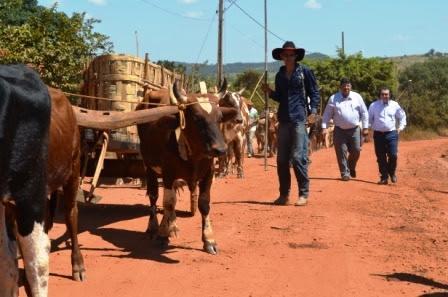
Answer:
[
  {"left": 261, "top": 83, "right": 272, "bottom": 94},
  {"left": 322, "top": 128, "right": 328, "bottom": 135},
  {"left": 362, "top": 128, "right": 369, "bottom": 136},
  {"left": 307, "top": 113, "right": 317, "bottom": 124}
]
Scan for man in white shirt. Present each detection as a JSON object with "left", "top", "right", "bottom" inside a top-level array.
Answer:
[
  {"left": 322, "top": 78, "right": 369, "bottom": 181},
  {"left": 368, "top": 87, "right": 407, "bottom": 184},
  {"left": 246, "top": 101, "right": 258, "bottom": 158}
]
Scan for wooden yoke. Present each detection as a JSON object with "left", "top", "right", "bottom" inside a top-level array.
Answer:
[{"left": 73, "top": 105, "right": 179, "bottom": 130}]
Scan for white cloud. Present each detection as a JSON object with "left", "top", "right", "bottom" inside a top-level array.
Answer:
[
  {"left": 304, "top": 0, "right": 322, "bottom": 9},
  {"left": 183, "top": 11, "right": 204, "bottom": 18},
  {"left": 88, "top": 0, "right": 107, "bottom": 6},
  {"left": 179, "top": 0, "right": 199, "bottom": 4}
]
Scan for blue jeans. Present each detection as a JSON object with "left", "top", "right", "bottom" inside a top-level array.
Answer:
[
  {"left": 277, "top": 121, "right": 309, "bottom": 198},
  {"left": 373, "top": 130, "right": 399, "bottom": 180},
  {"left": 333, "top": 126, "right": 361, "bottom": 177}
]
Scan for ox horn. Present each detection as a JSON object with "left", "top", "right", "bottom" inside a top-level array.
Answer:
[
  {"left": 217, "top": 77, "right": 228, "bottom": 97},
  {"left": 237, "top": 87, "right": 246, "bottom": 95},
  {"left": 171, "top": 80, "right": 187, "bottom": 104}
]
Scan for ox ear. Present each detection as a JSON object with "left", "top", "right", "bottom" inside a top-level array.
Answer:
[
  {"left": 156, "top": 114, "right": 179, "bottom": 130},
  {"left": 217, "top": 78, "right": 227, "bottom": 97},
  {"left": 219, "top": 106, "right": 238, "bottom": 123}
]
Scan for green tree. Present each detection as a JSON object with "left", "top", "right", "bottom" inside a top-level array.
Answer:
[
  {"left": 398, "top": 57, "right": 448, "bottom": 129},
  {"left": 309, "top": 50, "right": 396, "bottom": 111},
  {"left": 156, "top": 60, "right": 186, "bottom": 74},
  {"left": 0, "top": 1, "right": 113, "bottom": 91}
]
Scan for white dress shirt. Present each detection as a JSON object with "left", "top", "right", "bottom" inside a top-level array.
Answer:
[
  {"left": 322, "top": 91, "right": 368, "bottom": 129},
  {"left": 368, "top": 99, "right": 407, "bottom": 132}
]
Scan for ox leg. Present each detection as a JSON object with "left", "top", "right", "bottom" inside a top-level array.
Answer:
[
  {"left": 198, "top": 169, "right": 218, "bottom": 255},
  {"left": 189, "top": 183, "right": 198, "bottom": 217},
  {"left": 157, "top": 187, "right": 179, "bottom": 247},
  {"left": 234, "top": 140, "right": 244, "bottom": 178},
  {"left": 145, "top": 169, "right": 159, "bottom": 237},
  {"left": 16, "top": 221, "right": 50, "bottom": 297},
  {"left": 0, "top": 204, "right": 19, "bottom": 297},
  {"left": 62, "top": 175, "right": 86, "bottom": 281},
  {"left": 217, "top": 155, "right": 226, "bottom": 178}
]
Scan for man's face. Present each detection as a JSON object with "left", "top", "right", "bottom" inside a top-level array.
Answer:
[
  {"left": 380, "top": 89, "right": 390, "bottom": 102},
  {"left": 340, "top": 83, "right": 351, "bottom": 97},
  {"left": 281, "top": 51, "right": 296, "bottom": 65}
]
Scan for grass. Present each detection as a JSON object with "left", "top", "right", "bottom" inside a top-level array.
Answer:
[{"left": 400, "top": 126, "right": 446, "bottom": 141}]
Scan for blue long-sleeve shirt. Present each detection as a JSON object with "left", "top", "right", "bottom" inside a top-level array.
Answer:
[
  {"left": 270, "top": 64, "right": 320, "bottom": 123},
  {"left": 321, "top": 90, "right": 369, "bottom": 129}
]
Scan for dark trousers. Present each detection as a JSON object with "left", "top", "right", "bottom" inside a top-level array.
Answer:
[
  {"left": 373, "top": 130, "right": 399, "bottom": 180},
  {"left": 277, "top": 121, "right": 309, "bottom": 198},
  {"left": 333, "top": 126, "right": 361, "bottom": 177}
]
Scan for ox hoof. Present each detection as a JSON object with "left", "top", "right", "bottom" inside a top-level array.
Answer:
[
  {"left": 237, "top": 173, "right": 244, "bottom": 179},
  {"left": 157, "top": 236, "right": 170, "bottom": 249},
  {"left": 203, "top": 242, "right": 218, "bottom": 255},
  {"left": 73, "top": 269, "right": 87, "bottom": 282}
]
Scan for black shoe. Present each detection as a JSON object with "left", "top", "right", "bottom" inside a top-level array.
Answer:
[
  {"left": 273, "top": 195, "right": 289, "bottom": 205},
  {"left": 341, "top": 175, "right": 350, "bottom": 181},
  {"left": 390, "top": 175, "right": 397, "bottom": 183},
  {"left": 377, "top": 178, "right": 388, "bottom": 185},
  {"left": 349, "top": 169, "right": 356, "bottom": 178}
]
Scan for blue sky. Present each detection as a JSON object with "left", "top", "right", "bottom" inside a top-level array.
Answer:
[{"left": 38, "top": 0, "right": 448, "bottom": 63}]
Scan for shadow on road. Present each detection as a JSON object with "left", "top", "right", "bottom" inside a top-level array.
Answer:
[
  {"left": 310, "top": 176, "right": 378, "bottom": 185},
  {"left": 49, "top": 202, "right": 199, "bottom": 265},
  {"left": 373, "top": 272, "right": 448, "bottom": 296}
]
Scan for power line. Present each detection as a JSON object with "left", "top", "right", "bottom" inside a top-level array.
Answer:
[
  {"left": 137, "top": 0, "right": 211, "bottom": 22},
  {"left": 195, "top": 9, "right": 218, "bottom": 64},
  {"left": 227, "top": 0, "right": 285, "bottom": 42}
]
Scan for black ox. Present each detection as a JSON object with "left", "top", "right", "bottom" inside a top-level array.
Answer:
[{"left": 0, "top": 65, "right": 51, "bottom": 297}]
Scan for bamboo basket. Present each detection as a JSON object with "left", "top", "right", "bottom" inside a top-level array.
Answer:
[{"left": 82, "top": 53, "right": 185, "bottom": 151}]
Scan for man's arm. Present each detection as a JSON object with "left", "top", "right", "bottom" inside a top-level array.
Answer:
[
  {"left": 321, "top": 96, "right": 334, "bottom": 129},
  {"left": 396, "top": 103, "right": 407, "bottom": 132},
  {"left": 359, "top": 95, "right": 369, "bottom": 129},
  {"left": 303, "top": 67, "right": 320, "bottom": 114},
  {"left": 368, "top": 102, "right": 375, "bottom": 129}
]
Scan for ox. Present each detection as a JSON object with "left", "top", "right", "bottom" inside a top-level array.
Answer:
[
  {"left": 216, "top": 80, "right": 249, "bottom": 178},
  {"left": 137, "top": 81, "right": 237, "bottom": 254},
  {"left": 0, "top": 65, "right": 51, "bottom": 297},
  {"left": 255, "top": 111, "right": 278, "bottom": 157},
  {"left": 45, "top": 87, "right": 85, "bottom": 281}
]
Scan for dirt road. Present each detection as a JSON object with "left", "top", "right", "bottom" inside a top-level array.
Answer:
[{"left": 25, "top": 138, "right": 448, "bottom": 297}]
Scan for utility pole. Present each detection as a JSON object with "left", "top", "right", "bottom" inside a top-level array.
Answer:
[
  {"left": 341, "top": 31, "right": 345, "bottom": 56},
  {"left": 217, "top": 0, "right": 224, "bottom": 86},
  {"left": 263, "top": 0, "right": 269, "bottom": 170}
]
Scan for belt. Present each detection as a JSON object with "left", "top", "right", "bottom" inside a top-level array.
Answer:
[
  {"left": 335, "top": 126, "right": 358, "bottom": 131},
  {"left": 374, "top": 130, "right": 396, "bottom": 134}
]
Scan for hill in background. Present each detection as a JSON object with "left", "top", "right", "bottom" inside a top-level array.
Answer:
[{"left": 178, "top": 52, "right": 330, "bottom": 77}]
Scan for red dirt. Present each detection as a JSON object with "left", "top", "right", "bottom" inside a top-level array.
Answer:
[{"left": 22, "top": 138, "right": 448, "bottom": 296}]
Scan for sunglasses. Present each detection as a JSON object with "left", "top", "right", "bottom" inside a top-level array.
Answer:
[{"left": 282, "top": 53, "right": 296, "bottom": 58}]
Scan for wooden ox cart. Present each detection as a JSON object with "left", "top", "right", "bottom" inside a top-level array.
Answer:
[{"left": 72, "top": 53, "right": 186, "bottom": 201}]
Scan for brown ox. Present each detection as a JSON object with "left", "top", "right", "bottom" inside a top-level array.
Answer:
[
  {"left": 46, "top": 87, "right": 85, "bottom": 281},
  {"left": 137, "top": 81, "right": 237, "bottom": 254},
  {"left": 216, "top": 80, "right": 249, "bottom": 178},
  {"left": 255, "top": 111, "right": 278, "bottom": 157}
]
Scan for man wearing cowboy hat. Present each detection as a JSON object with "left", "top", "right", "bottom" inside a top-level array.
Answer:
[{"left": 262, "top": 41, "right": 320, "bottom": 206}]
